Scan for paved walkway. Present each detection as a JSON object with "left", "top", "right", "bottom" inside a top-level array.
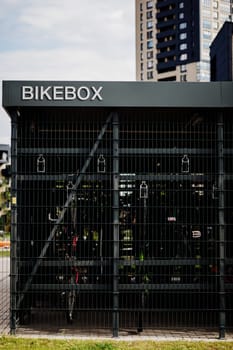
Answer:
[
  {"left": 0, "top": 256, "right": 10, "bottom": 334},
  {"left": 16, "top": 314, "right": 233, "bottom": 341},
  {"left": 1, "top": 256, "right": 233, "bottom": 341},
  {"left": 15, "top": 329, "right": 233, "bottom": 341}
]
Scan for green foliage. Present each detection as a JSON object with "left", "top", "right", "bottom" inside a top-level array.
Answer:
[{"left": 0, "top": 251, "right": 10, "bottom": 257}]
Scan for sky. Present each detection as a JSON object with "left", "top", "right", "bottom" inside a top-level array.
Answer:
[{"left": 0, "top": 0, "right": 135, "bottom": 145}]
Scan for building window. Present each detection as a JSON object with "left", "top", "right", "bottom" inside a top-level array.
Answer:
[
  {"left": 140, "top": 3, "right": 143, "bottom": 11},
  {"left": 147, "top": 11, "right": 153, "bottom": 19},
  {"left": 198, "top": 61, "right": 210, "bottom": 71},
  {"left": 213, "top": 11, "right": 218, "bottom": 19},
  {"left": 179, "top": 2, "right": 184, "bottom": 9},
  {"left": 180, "top": 64, "right": 187, "bottom": 73},
  {"left": 147, "top": 31, "right": 153, "bottom": 39},
  {"left": 203, "top": 9, "right": 210, "bottom": 17},
  {"left": 147, "top": 71, "right": 154, "bottom": 80},
  {"left": 147, "top": 60, "right": 154, "bottom": 69},
  {"left": 198, "top": 71, "right": 210, "bottom": 81},
  {"left": 203, "top": 30, "right": 211, "bottom": 39},
  {"left": 140, "top": 43, "right": 143, "bottom": 51},
  {"left": 213, "top": 1, "right": 218, "bottom": 9},
  {"left": 180, "top": 32, "right": 187, "bottom": 40},
  {"left": 203, "top": 19, "right": 211, "bottom": 29},
  {"left": 180, "top": 43, "right": 187, "bottom": 50},
  {"left": 180, "top": 53, "right": 188, "bottom": 61},
  {"left": 213, "top": 21, "right": 219, "bottom": 30},
  {"left": 180, "top": 74, "right": 187, "bottom": 82},
  {"left": 179, "top": 22, "right": 187, "bottom": 29},
  {"left": 140, "top": 33, "right": 143, "bottom": 41},
  {"left": 147, "top": 40, "right": 154, "bottom": 49},
  {"left": 219, "top": 12, "right": 229, "bottom": 22},
  {"left": 203, "top": 49, "right": 209, "bottom": 58},
  {"left": 147, "top": 21, "right": 153, "bottom": 29},
  {"left": 147, "top": 51, "right": 153, "bottom": 59},
  {"left": 179, "top": 13, "right": 184, "bottom": 19},
  {"left": 202, "top": 0, "right": 211, "bottom": 7},
  {"left": 146, "top": 1, "right": 153, "bottom": 9},
  {"left": 203, "top": 41, "right": 210, "bottom": 49}
]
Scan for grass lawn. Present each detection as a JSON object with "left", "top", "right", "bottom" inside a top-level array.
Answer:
[{"left": 0, "top": 337, "right": 233, "bottom": 350}]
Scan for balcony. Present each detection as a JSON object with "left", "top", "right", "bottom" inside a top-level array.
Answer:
[
  {"left": 157, "top": 38, "right": 176, "bottom": 49},
  {"left": 157, "top": 0, "right": 176, "bottom": 10},
  {"left": 157, "top": 18, "right": 176, "bottom": 30},
  {"left": 157, "top": 8, "right": 176, "bottom": 20},
  {"left": 157, "top": 45, "right": 176, "bottom": 58}
]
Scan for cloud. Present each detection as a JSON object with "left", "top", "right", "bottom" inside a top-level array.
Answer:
[
  {"left": 0, "top": 47, "right": 135, "bottom": 81},
  {"left": 0, "top": 0, "right": 135, "bottom": 144},
  {"left": 8, "top": 0, "right": 135, "bottom": 52},
  {"left": 0, "top": 0, "right": 135, "bottom": 72}
]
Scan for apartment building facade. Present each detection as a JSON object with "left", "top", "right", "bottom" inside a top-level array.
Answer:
[
  {"left": 136, "top": 0, "right": 232, "bottom": 81},
  {"left": 210, "top": 21, "right": 233, "bottom": 80}
]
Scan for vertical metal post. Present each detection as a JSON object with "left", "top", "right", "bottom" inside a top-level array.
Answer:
[
  {"left": 138, "top": 175, "right": 150, "bottom": 331},
  {"left": 10, "top": 110, "right": 18, "bottom": 334},
  {"left": 217, "top": 113, "right": 225, "bottom": 339},
  {"left": 112, "top": 113, "right": 119, "bottom": 337},
  {"left": 138, "top": 195, "right": 148, "bottom": 333}
]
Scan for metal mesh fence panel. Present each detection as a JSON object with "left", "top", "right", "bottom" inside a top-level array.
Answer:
[{"left": 8, "top": 107, "right": 233, "bottom": 337}]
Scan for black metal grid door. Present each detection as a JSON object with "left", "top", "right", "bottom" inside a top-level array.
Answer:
[{"left": 10, "top": 107, "right": 233, "bottom": 337}]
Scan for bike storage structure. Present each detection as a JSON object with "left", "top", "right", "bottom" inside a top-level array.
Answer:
[{"left": 2, "top": 81, "right": 233, "bottom": 337}]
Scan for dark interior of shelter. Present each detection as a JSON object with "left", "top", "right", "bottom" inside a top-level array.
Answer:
[{"left": 12, "top": 107, "right": 233, "bottom": 336}]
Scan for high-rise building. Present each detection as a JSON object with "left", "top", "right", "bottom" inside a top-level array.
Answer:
[
  {"left": 210, "top": 21, "right": 233, "bottom": 80},
  {"left": 135, "top": 0, "right": 232, "bottom": 81}
]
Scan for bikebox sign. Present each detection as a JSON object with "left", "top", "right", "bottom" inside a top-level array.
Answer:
[
  {"left": 21, "top": 85, "right": 103, "bottom": 101},
  {"left": 3, "top": 80, "right": 233, "bottom": 109}
]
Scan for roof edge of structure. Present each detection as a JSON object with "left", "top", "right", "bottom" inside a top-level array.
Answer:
[{"left": 2, "top": 81, "right": 233, "bottom": 113}]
